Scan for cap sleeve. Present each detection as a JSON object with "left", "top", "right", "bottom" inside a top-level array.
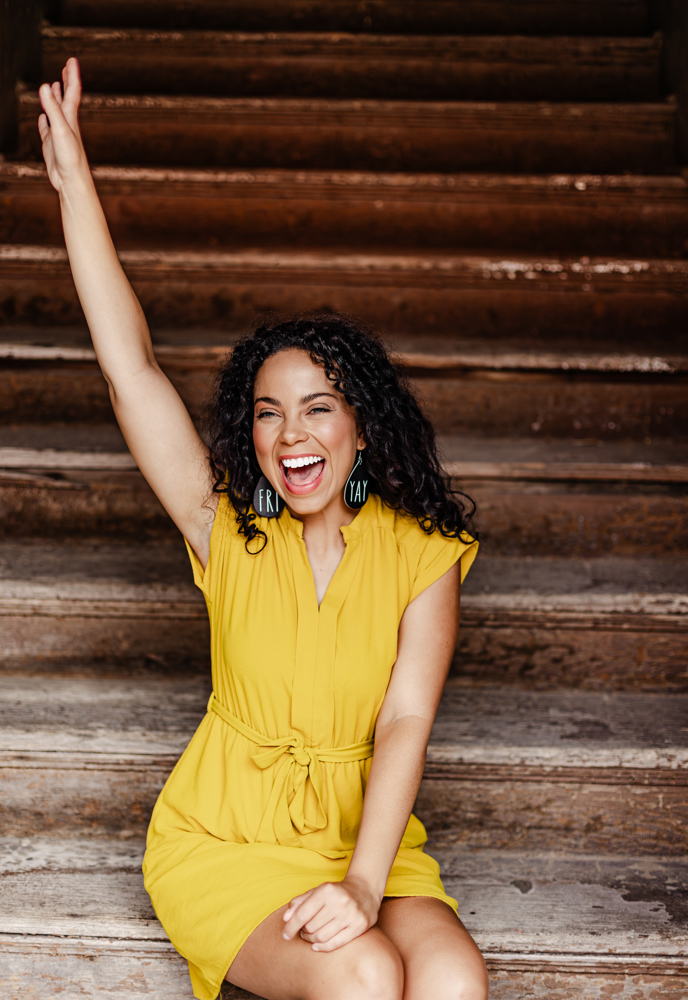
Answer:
[
  {"left": 183, "top": 493, "right": 236, "bottom": 602},
  {"left": 408, "top": 529, "right": 479, "bottom": 605}
]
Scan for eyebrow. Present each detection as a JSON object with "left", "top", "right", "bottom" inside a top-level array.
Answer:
[{"left": 254, "top": 392, "right": 338, "bottom": 406}]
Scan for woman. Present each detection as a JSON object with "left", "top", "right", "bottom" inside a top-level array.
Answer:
[{"left": 38, "top": 59, "right": 488, "bottom": 1000}]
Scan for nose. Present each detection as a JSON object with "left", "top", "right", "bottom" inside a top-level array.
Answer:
[{"left": 280, "top": 412, "right": 309, "bottom": 446}]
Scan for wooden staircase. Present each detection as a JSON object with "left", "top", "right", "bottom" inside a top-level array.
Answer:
[{"left": 1, "top": 1, "right": 687, "bottom": 997}]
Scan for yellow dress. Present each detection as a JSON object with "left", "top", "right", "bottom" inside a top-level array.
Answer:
[{"left": 143, "top": 493, "right": 478, "bottom": 1000}]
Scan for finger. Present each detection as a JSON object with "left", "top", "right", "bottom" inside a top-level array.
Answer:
[
  {"left": 38, "top": 113, "right": 50, "bottom": 142},
  {"left": 283, "top": 889, "right": 313, "bottom": 922},
  {"left": 301, "top": 914, "right": 345, "bottom": 943},
  {"left": 38, "top": 83, "right": 69, "bottom": 133},
  {"left": 62, "top": 57, "right": 82, "bottom": 115},
  {"left": 283, "top": 894, "right": 327, "bottom": 939},
  {"left": 51, "top": 81, "right": 63, "bottom": 106},
  {"left": 312, "top": 924, "right": 366, "bottom": 953},
  {"left": 302, "top": 907, "right": 339, "bottom": 935}
]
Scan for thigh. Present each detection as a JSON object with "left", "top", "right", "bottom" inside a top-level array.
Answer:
[
  {"left": 227, "top": 902, "right": 403, "bottom": 1000},
  {"left": 376, "top": 896, "right": 488, "bottom": 1000}
]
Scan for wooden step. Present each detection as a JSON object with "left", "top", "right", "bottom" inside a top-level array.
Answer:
[
  {"left": 1, "top": 674, "right": 686, "bottom": 853},
  {"left": 2, "top": 324, "right": 687, "bottom": 440},
  {"left": 0, "top": 542, "right": 684, "bottom": 688},
  {"left": 0, "top": 838, "right": 685, "bottom": 997},
  {"left": 17, "top": 91, "right": 678, "bottom": 174},
  {"left": 57, "top": 0, "right": 652, "bottom": 36},
  {"left": 3, "top": 355, "right": 687, "bottom": 439},
  {"left": 41, "top": 27, "right": 662, "bottom": 102},
  {"left": 1, "top": 436, "right": 687, "bottom": 558},
  {"left": 2, "top": 246, "right": 687, "bottom": 348},
  {"left": 5, "top": 164, "right": 688, "bottom": 257}
]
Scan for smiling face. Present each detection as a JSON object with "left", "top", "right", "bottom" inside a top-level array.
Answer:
[{"left": 253, "top": 348, "right": 365, "bottom": 518}]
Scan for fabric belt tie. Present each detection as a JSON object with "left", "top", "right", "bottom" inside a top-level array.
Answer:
[{"left": 208, "top": 693, "right": 374, "bottom": 847}]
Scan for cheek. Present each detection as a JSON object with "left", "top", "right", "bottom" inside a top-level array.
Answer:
[{"left": 252, "top": 421, "right": 272, "bottom": 461}]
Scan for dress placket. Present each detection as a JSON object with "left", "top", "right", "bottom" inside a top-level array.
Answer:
[{"left": 287, "top": 514, "right": 366, "bottom": 749}]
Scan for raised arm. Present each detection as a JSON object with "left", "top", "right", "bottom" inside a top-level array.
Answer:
[{"left": 38, "top": 58, "right": 217, "bottom": 565}]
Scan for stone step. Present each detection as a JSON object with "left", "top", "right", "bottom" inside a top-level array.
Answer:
[
  {"left": 17, "top": 91, "right": 678, "bottom": 174},
  {"left": 0, "top": 542, "right": 684, "bottom": 688},
  {"left": 2, "top": 245, "right": 686, "bottom": 348},
  {"left": 1, "top": 675, "right": 686, "bottom": 853},
  {"left": 0, "top": 838, "right": 685, "bottom": 998},
  {"left": 5, "top": 164, "right": 688, "bottom": 257},
  {"left": 58, "top": 0, "right": 652, "bottom": 36},
  {"left": 1, "top": 436, "right": 687, "bottom": 559},
  {"left": 41, "top": 27, "right": 662, "bottom": 102}
]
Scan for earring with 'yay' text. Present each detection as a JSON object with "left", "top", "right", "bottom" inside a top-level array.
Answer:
[{"left": 344, "top": 450, "right": 369, "bottom": 510}]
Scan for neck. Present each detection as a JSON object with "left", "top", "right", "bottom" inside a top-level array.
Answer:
[{"left": 288, "top": 493, "right": 356, "bottom": 548}]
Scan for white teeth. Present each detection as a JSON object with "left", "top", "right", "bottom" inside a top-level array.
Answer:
[{"left": 282, "top": 456, "right": 324, "bottom": 468}]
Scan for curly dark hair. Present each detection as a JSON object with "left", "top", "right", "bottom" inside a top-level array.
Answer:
[{"left": 208, "top": 313, "right": 476, "bottom": 552}]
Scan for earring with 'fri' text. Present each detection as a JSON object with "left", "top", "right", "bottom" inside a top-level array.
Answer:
[{"left": 253, "top": 476, "right": 284, "bottom": 518}]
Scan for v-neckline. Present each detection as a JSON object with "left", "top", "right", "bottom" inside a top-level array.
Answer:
[{"left": 282, "top": 496, "right": 376, "bottom": 612}]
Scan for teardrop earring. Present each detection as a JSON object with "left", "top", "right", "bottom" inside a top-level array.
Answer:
[
  {"left": 253, "top": 475, "right": 285, "bottom": 518},
  {"left": 344, "top": 451, "right": 370, "bottom": 510}
]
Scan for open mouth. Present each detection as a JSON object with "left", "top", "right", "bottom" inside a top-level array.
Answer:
[{"left": 280, "top": 454, "right": 326, "bottom": 494}]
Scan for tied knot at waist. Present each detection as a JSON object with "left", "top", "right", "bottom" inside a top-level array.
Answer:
[{"left": 207, "top": 693, "right": 374, "bottom": 846}]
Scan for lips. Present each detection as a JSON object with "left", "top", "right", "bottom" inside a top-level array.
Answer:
[{"left": 279, "top": 456, "right": 326, "bottom": 495}]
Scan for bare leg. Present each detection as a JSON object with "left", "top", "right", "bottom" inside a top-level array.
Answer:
[
  {"left": 227, "top": 902, "right": 404, "bottom": 1000},
  {"left": 376, "top": 896, "right": 489, "bottom": 1000}
]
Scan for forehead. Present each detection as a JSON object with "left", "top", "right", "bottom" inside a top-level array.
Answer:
[{"left": 253, "top": 348, "right": 333, "bottom": 397}]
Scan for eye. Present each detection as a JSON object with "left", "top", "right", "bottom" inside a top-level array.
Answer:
[
  {"left": 308, "top": 406, "right": 331, "bottom": 415},
  {"left": 256, "top": 409, "right": 278, "bottom": 420}
]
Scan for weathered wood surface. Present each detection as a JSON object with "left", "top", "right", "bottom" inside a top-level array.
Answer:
[
  {"left": 3, "top": 330, "right": 688, "bottom": 374},
  {"left": 41, "top": 28, "right": 661, "bottom": 101},
  {"left": 4, "top": 365, "right": 687, "bottom": 441},
  {"left": 1, "top": 677, "right": 686, "bottom": 770},
  {"left": 0, "top": 545, "right": 684, "bottom": 682},
  {"left": 4, "top": 446, "right": 688, "bottom": 482},
  {"left": 3, "top": 245, "right": 686, "bottom": 344},
  {"left": 58, "top": 0, "right": 652, "bottom": 36},
  {"left": 0, "top": 936, "right": 196, "bottom": 1000},
  {"left": 3, "top": 446, "right": 688, "bottom": 482},
  {"left": 5, "top": 163, "right": 688, "bottom": 255},
  {"left": 1, "top": 465, "right": 686, "bottom": 555},
  {"left": 1, "top": 677, "right": 686, "bottom": 848},
  {"left": 0, "top": 839, "right": 685, "bottom": 971},
  {"left": 18, "top": 92, "right": 677, "bottom": 173}
]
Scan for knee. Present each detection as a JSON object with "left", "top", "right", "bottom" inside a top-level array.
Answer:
[
  {"left": 346, "top": 936, "right": 404, "bottom": 1000},
  {"left": 443, "top": 954, "right": 489, "bottom": 1000}
]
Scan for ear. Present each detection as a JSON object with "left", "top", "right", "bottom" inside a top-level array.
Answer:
[{"left": 357, "top": 429, "right": 367, "bottom": 450}]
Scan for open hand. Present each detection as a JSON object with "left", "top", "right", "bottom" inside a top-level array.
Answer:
[
  {"left": 38, "top": 57, "right": 87, "bottom": 192},
  {"left": 282, "top": 875, "right": 381, "bottom": 953}
]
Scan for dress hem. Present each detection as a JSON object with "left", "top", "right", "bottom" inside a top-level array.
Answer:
[{"left": 201, "top": 887, "right": 457, "bottom": 1000}]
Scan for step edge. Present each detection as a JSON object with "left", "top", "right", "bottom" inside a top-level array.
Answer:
[{"left": 2, "top": 747, "right": 686, "bottom": 780}]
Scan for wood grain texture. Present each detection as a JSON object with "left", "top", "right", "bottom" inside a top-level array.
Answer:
[
  {"left": 58, "top": 0, "right": 651, "bottom": 36},
  {"left": 3, "top": 365, "right": 687, "bottom": 441},
  {"left": 41, "top": 28, "right": 661, "bottom": 101},
  {"left": 4, "top": 163, "right": 688, "bottom": 256},
  {"left": 1, "top": 678, "right": 685, "bottom": 845},
  {"left": 0, "top": 839, "right": 684, "bottom": 970},
  {"left": 0, "top": 544, "right": 683, "bottom": 682},
  {"left": 18, "top": 92, "right": 677, "bottom": 173},
  {"left": 1, "top": 245, "right": 687, "bottom": 343}
]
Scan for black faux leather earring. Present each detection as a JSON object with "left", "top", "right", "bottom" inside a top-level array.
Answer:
[
  {"left": 253, "top": 476, "right": 285, "bottom": 518},
  {"left": 344, "top": 451, "right": 370, "bottom": 510}
]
